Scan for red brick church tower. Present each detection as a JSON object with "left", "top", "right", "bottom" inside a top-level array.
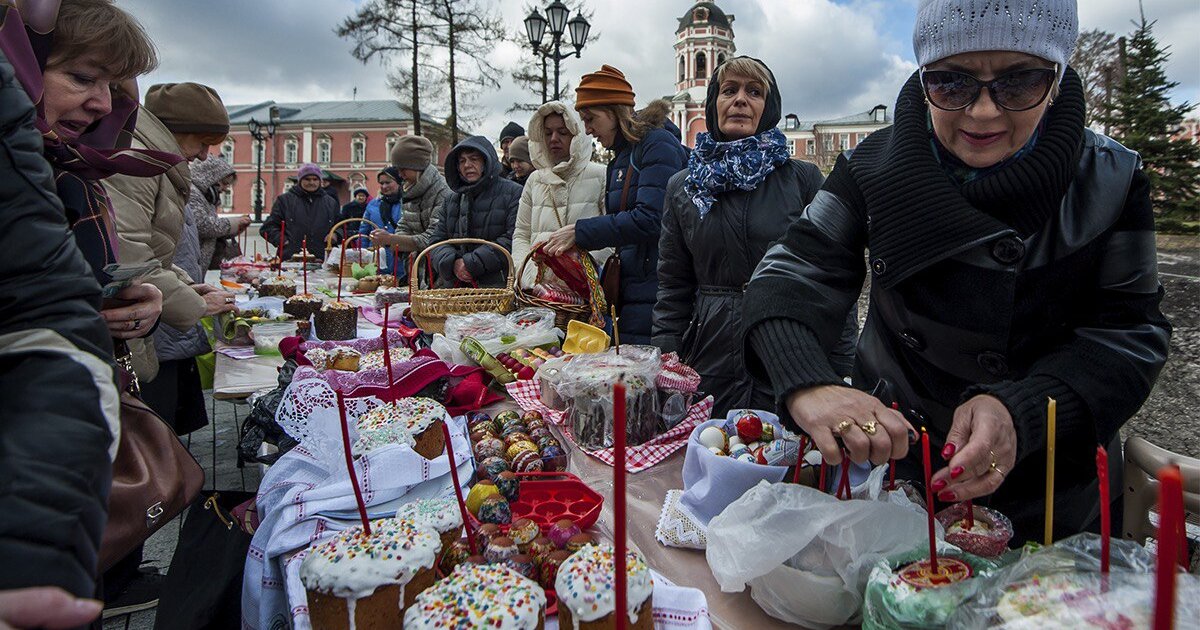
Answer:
[{"left": 669, "top": 1, "right": 735, "bottom": 147}]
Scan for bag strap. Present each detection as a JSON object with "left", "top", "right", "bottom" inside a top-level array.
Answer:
[{"left": 616, "top": 143, "right": 643, "bottom": 213}]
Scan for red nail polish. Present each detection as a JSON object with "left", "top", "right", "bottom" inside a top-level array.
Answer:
[
  {"left": 938, "top": 491, "right": 956, "bottom": 502},
  {"left": 951, "top": 466, "right": 964, "bottom": 479},
  {"left": 942, "top": 443, "right": 957, "bottom": 459},
  {"left": 932, "top": 479, "right": 946, "bottom": 492}
]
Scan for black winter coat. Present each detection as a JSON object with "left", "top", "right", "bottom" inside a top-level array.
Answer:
[
  {"left": 0, "top": 50, "right": 118, "bottom": 599},
  {"left": 655, "top": 160, "right": 858, "bottom": 415},
  {"left": 575, "top": 127, "right": 688, "bottom": 344},
  {"left": 743, "top": 70, "right": 1170, "bottom": 541},
  {"left": 261, "top": 185, "right": 339, "bottom": 260},
  {"left": 429, "top": 135, "right": 522, "bottom": 288}
]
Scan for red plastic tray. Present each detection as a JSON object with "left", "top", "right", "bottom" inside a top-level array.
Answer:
[{"left": 467, "top": 471, "right": 603, "bottom": 535}]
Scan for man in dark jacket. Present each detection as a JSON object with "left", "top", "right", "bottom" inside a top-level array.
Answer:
[
  {"left": 498, "top": 121, "right": 524, "bottom": 179},
  {"left": 0, "top": 50, "right": 114, "bottom": 626},
  {"left": 261, "top": 163, "right": 340, "bottom": 260},
  {"left": 335, "top": 187, "right": 369, "bottom": 243},
  {"left": 427, "top": 136, "right": 521, "bottom": 288}
]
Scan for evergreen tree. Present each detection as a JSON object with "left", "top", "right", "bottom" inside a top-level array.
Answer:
[{"left": 1099, "top": 17, "right": 1199, "bottom": 223}]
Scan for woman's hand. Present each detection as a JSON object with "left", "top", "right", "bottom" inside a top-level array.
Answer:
[
  {"left": 453, "top": 258, "right": 473, "bottom": 283},
  {"left": 101, "top": 282, "right": 162, "bottom": 339},
  {"left": 0, "top": 587, "right": 102, "bottom": 630},
  {"left": 369, "top": 229, "right": 395, "bottom": 246},
  {"left": 234, "top": 216, "right": 252, "bottom": 234},
  {"left": 786, "top": 384, "right": 914, "bottom": 465},
  {"left": 929, "top": 394, "right": 1017, "bottom": 502},
  {"left": 201, "top": 289, "right": 238, "bottom": 317},
  {"left": 543, "top": 224, "right": 576, "bottom": 256}
]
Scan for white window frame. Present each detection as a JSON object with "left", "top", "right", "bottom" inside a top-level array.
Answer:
[
  {"left": 351, "top": 135, "right": 366, "bottom": 165},
  {"left": 786, "top": 139, "right": 796, "bottom": 156},
  {"left": 317, "top": 137, "right": 332, "bottom": 165},
  {"left": 806, "top": 139, "right": 816, "bottom": 156},
  {"left": 284, "top": 138, "right": 299, "bottom": 165},
  {"left": 386, "top": 133, "right": 400, "bottom": 161},
  {"left": 822, "top": 135, "right": 834, "bottom": 152},
  {"left": 220, "top": 139, "right": 234, "bottom": 164},
  {"left": 839, "top": 133, "right": 850, "bottom": 151}
]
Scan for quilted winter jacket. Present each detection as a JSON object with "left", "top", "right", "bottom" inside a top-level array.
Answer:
[
  {"left": 399, "top": 164, "right": 451, "bottom": 252},
  {"left": 189, "top": 156, "right": 238, "bottom": 270},
  {"left": 0, "top": 49, "right": 119, "bottom": 600},
  {"left": 105, "top": 106, "right": 206, "bottom": 381},
  {"left": 428, "top": 136, "right": 522, "bottom": 288},
  {"left": 513, "top": 101, "right": 611, "bottom": 287},
  {"left": 574, "top": 123, "right": 688, "bottom": 345}
]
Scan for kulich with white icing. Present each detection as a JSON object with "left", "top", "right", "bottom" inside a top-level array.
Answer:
[
  {"left": 555, "top": 544, "right": 653, "bottom": 625},
  {"left": 397, "top": 397, "right": 446, "bottom": 435},
  {"left": 394, "top": 498, "right": 462, "bottom": 535},
  {"left": 359, "top": 347, "right": 415, "bottom": 371},
  {"left": 353, "top": 404, "right": 417, "bottom": 457},
  {"left": 299, "top": 518, "right": 440, "bottom": 599},
  {"left": 403, "top": 563, "right": 545, "bottom": 629}
]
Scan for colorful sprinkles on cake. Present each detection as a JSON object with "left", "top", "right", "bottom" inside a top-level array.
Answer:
[
  {"left": 352, "top": 405, "right": 416, "bottom": 456},
  {"left": 403, "top": 563, "right": 545, "bottom": 628},
  {"left": 393, "top": 497, "right": 462, "bottom": 534},
  {"left": 298, "top": 517, "right": 440, "bottom": 599},
  {"left": 554, "top": 544, "right": 653, "bottom": 624},
  {"left": 359, "top": 347, "right": 415, "bottom": 371}
]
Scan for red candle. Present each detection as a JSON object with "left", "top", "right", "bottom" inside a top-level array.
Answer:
[
  {"left": 441, "top": 420, "right": 477, "bottom": 555},
  {"left": 837, "top": 451, "right": 852, "bottom": 500},
  {"left": 792, "top": 435, "right": 808, "bottom": 484},
  {"left": 336, "top": 391, "right": 371, "bottom": 535},
  {"left": 381, "top": 304, "right": 394, "bottom": 402},
  {"left": 336, "top": 235, "right": 347, "bottom": 301},
  {"left": 1153, "top": 464, "right": 1183, "bottom": 630},
  {"left": 613, "top": 381, "right": 628, "bottom": 630},
  {"left": 392, "top": 245, "right": 401, "bottom": 284},
  {"left": 301, "top": 237, "right": 308, "bottom": 294},
  {"left": 889, "top": 402, "right": 899, "bottom": 491},
  {"left": 819, "top": 460, "right": 828, "bottom": 494},
  {"left": 1097, "top": 445, "right": 1111, "bottom": 574},
  {"left": 277, "top": 220, "right": 286, "bottom": 270},
  {"left": 965, "top": 500, "right": 975, "bottom": 530},
  {"left": 922, "top": 429, "right": 938, "bottom": 571}
]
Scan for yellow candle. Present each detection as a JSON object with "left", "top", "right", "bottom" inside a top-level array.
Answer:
[{"left": 1044, "top": 397, "right": 1057, "bottom": 546}]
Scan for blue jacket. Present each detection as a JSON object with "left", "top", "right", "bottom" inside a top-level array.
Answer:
[
  {"left": 575, "top": 126, "right": 688, "bottom": 344},
  {"left": 360, "top": 196, "right": 403, "bottom": 273}
]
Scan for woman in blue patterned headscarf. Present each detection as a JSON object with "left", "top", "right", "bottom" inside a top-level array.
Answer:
[{"left": 654, "top": 56, "right": 858, "bottom": 415}]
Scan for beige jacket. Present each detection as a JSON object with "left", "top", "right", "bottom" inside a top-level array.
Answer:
[
  {"left": 106, "top": 107, "right": 205, "bottom": 381},
  {"left": 512, "top": 101, "right": 611, "bottom": 288}
]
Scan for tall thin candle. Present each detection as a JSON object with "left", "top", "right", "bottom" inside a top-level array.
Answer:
[
  {"left": 613, "top": 381, "right": 628, "bottom": 630},
  {"left": 336, "top": 235, "right": 347, "bottom": 301},
  {"left": 301, "top": 237, "right": 308, "bottom": 294},
  {"left": 1045, "top": 397, "right": 1057, "bottom": 546},
  {"left": 792, "top": 435, "right": 808, "bottom": 484},
  {"left": 392, "top": 245, "right": 401, "bottom": 284},
  {"left": 610, "top": 305, "right": 621, "bottom": 355},
  {"left": 965, "top": 500, "right": 975, "bottom": 530},
  {"left": 819, "top": 461, "right": 827, "bottom": 494},
  {"left": 381, "top": 304, "right": 395, "bottom": 403},
  {"left": 1097, "top": 445, "right": 1111, "bottom": 574},
  {"left": 441, "top": 420, "right": 477, "bottom": 555},
  {"left": 336, "top": 391, "right": 371, "bottom": 534},
  {"left": 277, "top": 220, "right": 286, "bottom": 272},
  {"left": 922, "top": 429, "right": 938, "bottom": 571},
  {"left": 1153, "top": 464, "right": 1183, "bottom": 630}
]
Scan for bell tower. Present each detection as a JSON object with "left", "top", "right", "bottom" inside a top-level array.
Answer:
[{"left": 670, "top": 1, "right": 735, "bottom": 147}]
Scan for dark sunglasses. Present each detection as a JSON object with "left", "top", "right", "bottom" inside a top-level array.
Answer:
[{"left": 920, "top": 64, "right": 1058, "bottom": 112}]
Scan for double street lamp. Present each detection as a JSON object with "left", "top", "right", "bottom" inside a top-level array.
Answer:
[
  {"left": 247, "top": 105, "right": 279, "bottom": 223},
  {"left": 524, "top": 1, "right": 591, "bottom": 102}
]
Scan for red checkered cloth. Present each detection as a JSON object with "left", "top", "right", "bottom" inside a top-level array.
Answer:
[{"left": 505, "top": 379, "right": 714, "bottom": 473}]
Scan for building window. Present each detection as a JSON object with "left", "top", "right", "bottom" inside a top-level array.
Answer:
[
  {"left": 349, "top": 172, "right": 366, "bottom": 191},
  {"left": 806, "top": 139, "right": 816, "bottom": 156},
  {"left": 317, "top": 137, "right": 331, "bottom": 165},
  {"left": 283, "top": 138, "right": 298, "bottom": 165},
  {"left": 856, "top": 132, "right": 868, "bottom": 145},
  {"left": 351, "top": 135, "right": 366, "bottom": 164},
  {"left": 678, "top": 56, "right": 685, "bottom": 82},
  {"left": 386, "top": 133, "right": 400, "bottom": 161},
  {"left": 839, "top": 133, "right": 850, "bottom": 150},
  {"left": 695, "top": 52, "right": 706, "bottom": 78},
  {"left": 694, "top": 7, "right": 708, "bottom": 21},
  {"left": 220, "top": 140, "right": 234, "bottom": 163},
  {"left": 786, "top": 139, "right": 796, "bottom": 156},
  {"left": 220, "top": 187, "right": 233, "bottom": 210},
  {"left": 822, "top": 135, "right": 833, "bottom": 152},
  {"left": 717, "top": 52, "right": 726, "bottom": 66}
]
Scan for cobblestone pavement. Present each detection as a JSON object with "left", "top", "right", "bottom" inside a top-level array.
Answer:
[{"left": 105, "top": 236, "right": 1197, "bottom": 629}]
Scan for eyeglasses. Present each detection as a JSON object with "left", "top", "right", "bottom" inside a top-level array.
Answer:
[{"left": 920, "top": 64, "right": 1058, "bottom": 112}]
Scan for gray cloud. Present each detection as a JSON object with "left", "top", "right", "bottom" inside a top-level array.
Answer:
[{"left": 124, "top": 0, "right": 1198, "bottom": 142}]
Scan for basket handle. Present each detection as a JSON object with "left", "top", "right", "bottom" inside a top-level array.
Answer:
[
  {"left": 408, "top": 237, "right": 516, "bottom": 294},
  {"left": 325, "top": 218, "right": 382, "bottom": 254}
]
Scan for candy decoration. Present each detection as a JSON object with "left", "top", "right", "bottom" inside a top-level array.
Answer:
[
  {"left": 528, "top": 537, "right": 556, "bottom": 563},
  {"left": 478, "top": 496, "right": 512, "bottom": 525},
  {"left": 503, "top": 431, "right": 533, "bottom": 448},
  {"left": 466, "top": 410, "right": 492, "bottom": 426},
  {"left": 494, "top": 410, "right": 521, "bottom": 425},
  {"left": 511, "top": 449, "right": 544, "bottom": 473},
  {"left": 494, "top": 470, "right": 520, "bottom": 503},
  {"left": 504, "top": 553, "right": 538, "bottom": 581},
  {"left": 508, "top": 517, "right": 540, "bottom": 550},
  {"left": 760, "top": 422, "right": 775, "bottom": 443},
  {"left": 1153, "top": 464, "right": 1183, "bottom": 630},
  {"left": 735, "top": 411, "right": 763, "bottom": 442},
  {"left": 465, "top": 480, "right": 500, "bottom": 515},
  {"left": 540, "top": 444, "right": 567, "bottom": 472},
  {"left": 1045, "top": 397, "right": 1057, "bottom": 546},
  {"left": 335, "top": 391, "right": 371, "bottom": 535},
  {"left": 473, "top": 436, "right": 505, "bottom": 461},
  {"left": 567, "top": 532, "right": 596, "bottom": 553},
  {"left": 548, "top": 519, "right": 581, "bottom": 549},
  {"left": 506, "top": 441, "right": 540, "bottom": 461},
  {"left": 614, "top": 380, "right": 628, "bottom": 630},
  {"left": 475, "top": 523, "right": 502, "bottom": 551},
  {"left": 440, "top": 419, "right": 476, "bottom": 554},
  {"left": 439, "top": 539, "right": 470, "bottom": 574},
  {"left": 479, "top": 456, "right": 510, "bottom": 482},
  {"left": 540, "top": 549, "right": 571, "bottom": 589},
  {"left": 521, "top": 409, "right": 543, "bottom": 422},
  {"left": 484, "top": 535, "right": 518, "bottom": 563}
]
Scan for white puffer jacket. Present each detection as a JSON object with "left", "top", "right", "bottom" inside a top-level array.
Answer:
[{"left": 512, "top": 101, "right": 611, "bottom": 288}]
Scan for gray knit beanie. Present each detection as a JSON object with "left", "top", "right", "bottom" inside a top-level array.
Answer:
[
  {"left": 390, "top": 135, "right": 434, "bottom": 170},
  {"left": 913, "top": 0, "right": 1078, "bottom": 80}
]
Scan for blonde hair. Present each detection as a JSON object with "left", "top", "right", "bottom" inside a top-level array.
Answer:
[
  {"left": 583, "top": 99, "right": 672, "bottom": 145},
  {"left": 47, "top": 0, "right": 158, "bottom": 81},
  {"left": 714, "top": 58, "right": 772, "bottom": 96}
]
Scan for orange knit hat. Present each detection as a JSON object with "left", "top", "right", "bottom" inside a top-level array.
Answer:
[{"left": 574, "top": 65, "right": 636, "bottom": 109}]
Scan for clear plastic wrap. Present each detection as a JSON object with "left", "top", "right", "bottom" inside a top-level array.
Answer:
[
  {"left": 947, "top": 532, "right": 1200, "bottom": 629},
  {"left": 558, "top": 345, "right": 661, "bottom": 449},
  {"left": 537, "top": 355, "right": 576, "bottom": 410},
  {"left": 443, "top": 312, "right": 512, "bottom": 342},
  {"left": 861, "top": 546, "right": 1000, "bottom": 629},
  {"left": 250, "top": 322, "right": 296, "bottom": 356},
  {"left": 505, "top": 307, "right": 557, "bottom": 332}
]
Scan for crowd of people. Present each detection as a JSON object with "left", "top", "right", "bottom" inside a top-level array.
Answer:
[{"left": 0, "top": 0, "right": 1173, "bottom": 627}]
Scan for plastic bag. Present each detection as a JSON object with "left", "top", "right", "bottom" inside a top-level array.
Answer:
[
  {"left": 444, "top": 312, "right": 512, "bottom": 343},
  {"left": 707, "top": 470, "right": 932, "bottom": 629},
  {"left": 324, "top": 245, "right": 372, "bottom": 271},
  {"left": 506, "top": 307, "right": 557, "bottom": 332},
  {"left": 558, "top": 346, "right": 661, "bottom": 448},
  {"left": 861, "top": 545, "right": 1000, "bottom": 629},
  {"left": 948, "top": 533, "right": 1200, "bottom": 628}
]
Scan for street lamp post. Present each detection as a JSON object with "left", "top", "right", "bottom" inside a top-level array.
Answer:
[
  {"left": 247, "top": 106, "right": 279, "bottom": 223},
  {"left": 524, "top": 1, "right": 591, "bottom": 102}
]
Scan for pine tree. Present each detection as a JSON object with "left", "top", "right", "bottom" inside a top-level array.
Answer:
[{"left": 1099, "top": 17, "right": 1200, "bottom": 224}]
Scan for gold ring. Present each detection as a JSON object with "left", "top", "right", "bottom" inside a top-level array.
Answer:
[
  {"left": 834, "top": 420, "right": 853, "bottom": 435},
  {"left": 989, "top": 451, "right": 1005, "bottom": 477},
  {"left": 859, "top": 421, "right": 878, "bottom": 436}
]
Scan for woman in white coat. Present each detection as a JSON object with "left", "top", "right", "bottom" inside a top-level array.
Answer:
[{"left": 512, "top": 101, "right": 610, "bottom": 287}]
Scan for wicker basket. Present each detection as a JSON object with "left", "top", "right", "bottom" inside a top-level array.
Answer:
[
  {"left": 325, "top": 218, "right": 382, "bottom": 276},
  {"left": 408, "top": 238, "right": 515, "bottom": 334},
  {"left": 514, "top": 247, "right": 596, "bottom": 329}
]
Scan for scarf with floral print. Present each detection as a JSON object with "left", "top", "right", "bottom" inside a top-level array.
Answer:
[{"left": 684, "top": 127, "right": 790, "bottom": 220}]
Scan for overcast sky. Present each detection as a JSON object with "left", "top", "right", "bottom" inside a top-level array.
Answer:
[{"left": 122, "top": 0, "right": 1199, "bottom": 140}]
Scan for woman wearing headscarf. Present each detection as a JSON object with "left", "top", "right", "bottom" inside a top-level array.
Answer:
[
  {"left": 742, "top": 0, "right": 1170, "bottom": 541},
  {"left": 654, "top": 57, "right": 857, "bottom": 416},
  {"left": 512, "top": 101, "right": 610, "bottom": 289},
  {"left": 360, "top": 165, "right": 405, "bottom": 276},
  {"left": 544, "top": 65, "right": 689, "bottom": 344}
]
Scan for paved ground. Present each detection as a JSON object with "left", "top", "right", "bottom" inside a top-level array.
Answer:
[{"left": 105, "top": 235, "right": 1198, "bottom": 629}]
